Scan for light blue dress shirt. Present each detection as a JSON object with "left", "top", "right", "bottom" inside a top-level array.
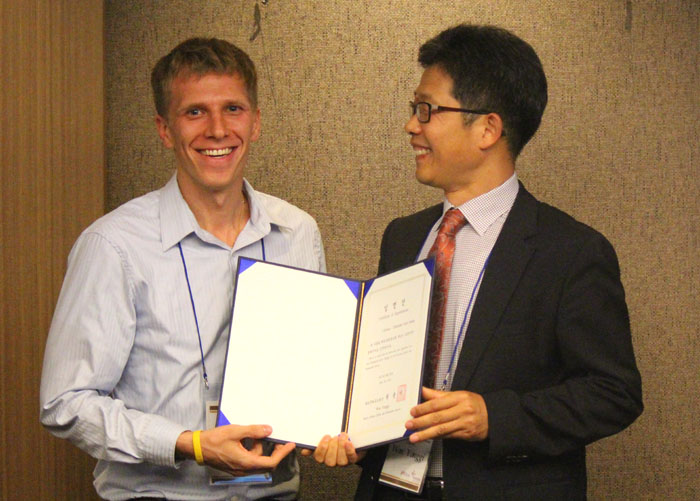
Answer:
[{"left": 40, "top": 175, "right": 326, "bottom": 500}]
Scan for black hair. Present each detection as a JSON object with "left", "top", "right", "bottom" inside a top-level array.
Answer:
[{"left": 419, "top": 24, "right": 547, "bottom": 157}]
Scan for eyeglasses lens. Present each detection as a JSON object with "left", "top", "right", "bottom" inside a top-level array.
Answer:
[
  {"left": 417, "top": 103, "right": 430, "bottom": 123},
  {"left": 410, "top": 102, "right": 431, "bottom": 123}
]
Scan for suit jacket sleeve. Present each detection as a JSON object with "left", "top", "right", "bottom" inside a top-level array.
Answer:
[{"left": 480, "top": 229, "right": 643, "bottom": 461}]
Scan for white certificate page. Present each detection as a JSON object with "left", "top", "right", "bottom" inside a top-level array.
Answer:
[
  {"left": 347, "top": 262, "right": 433, "bottom": 448},
  {"left": 218, "top": 260, "right": 358, "bottom": 448}
]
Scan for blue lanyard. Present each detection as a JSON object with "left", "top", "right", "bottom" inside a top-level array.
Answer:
[
  {"left": 177, "top": 238, "right": 266, "bottom": 389},
  {"left": 438, "top": 253, "right": 490, "bottom": 391}
]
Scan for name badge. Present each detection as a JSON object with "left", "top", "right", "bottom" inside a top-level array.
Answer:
[{"left": 379, "top": 439, "right": 432, "bottom": 493}]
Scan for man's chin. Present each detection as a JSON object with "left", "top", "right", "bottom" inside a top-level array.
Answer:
[{"left": 415, "top": 168, "right": 439, "bottom": 189}]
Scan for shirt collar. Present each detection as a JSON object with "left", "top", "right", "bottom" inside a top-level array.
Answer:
[
  {"left": 160, "top": 175, "right": 199, "bottom": 251},
  {"left": 243, "top": 178, "right": 294, "bottom": 233},
  {"left": 440, "top": 173, "right": 520, "bottom": 236},
  {"left": 159, "top": 174, "right": 293, "bottom": 251}
]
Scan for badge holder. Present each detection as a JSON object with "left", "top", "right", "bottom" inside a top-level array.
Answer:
[{"left": 379, "top": 439, "right": 432, "bottom": 494}]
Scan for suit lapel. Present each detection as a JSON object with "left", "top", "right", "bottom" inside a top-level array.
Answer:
[{"left": 451, "top": 185, "right": 539, "bottom": 390}]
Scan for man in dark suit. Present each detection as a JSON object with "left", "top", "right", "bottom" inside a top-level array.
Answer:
[{"left": 347, "top": 24, "right": 643, "bottom": 500}]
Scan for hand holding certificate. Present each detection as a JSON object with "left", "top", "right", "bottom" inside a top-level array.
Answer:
[
  {"left": 217, "top": 258, "right": 434, "bottom": 450},
  {"left": 302, "top": 432, "right": 362, "bottom": 467}
]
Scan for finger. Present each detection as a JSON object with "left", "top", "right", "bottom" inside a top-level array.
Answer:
[
  {"left": 262, "top": 442, "right": 296, "bottom": 467},
  {"left": 342, "top": 435, "right": 359, "bottom": 464},
  {"left": 223, "top": 444, "right": 288, "bottom": 474},
  {"left": 406, "top": 405, "right": 442, "bottom": 430},
  {"left": 408, "top": 430, "right": 426, "bottom": 443},
  {"left": 243, "top": 442, "right": 294, "bottom": 464},
  {"left": 411, "top": 400, "right": 439, "bottom": 419},
  {"left": 324, "top": 436, "right": 339, "bottom": 467},
  {"left": 408, "top": 425, "right": 445, "bottom": 443},
  {"left": 409, "top": 413, "right": 465, "bottom": 442},
  {"left": 313, "top": 435, "right": 331, "bottom": 463},
  {"left": 247, "top": 439, "right": 264, "bottom": 456},
  {"left": 300, "top": 448, "right": 313, "bottom": 457},
  {"left": 422, "top": 386, "right": 446, "bottom": 399},
  {"left": 408, "top": 402, "right": 466, "bottom": 434},
  {"left": 412, "top": 389, "right": 452, "bottom": 417},
  {"left": 335, "top": 434, "right": 349, "bottom": 466}
]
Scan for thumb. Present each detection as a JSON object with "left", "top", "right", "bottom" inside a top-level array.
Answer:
[
  {"left": 228, "top": 424, "right": 274, "bottom": 441},
  {"left": 421, "top": 386, "right": 445, "bottom": 400}
]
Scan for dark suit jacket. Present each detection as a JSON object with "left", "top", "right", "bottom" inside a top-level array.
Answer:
[{"left": 355, "top": 184, "right": 642, "bottom": 500}]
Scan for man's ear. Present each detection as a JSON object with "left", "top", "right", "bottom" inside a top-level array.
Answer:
[
  {"left": 155, "top": 114, "right": 174, "bottom": 149},
  {"left": 478, "top": 113, "right": 505, "bottom": 150}
]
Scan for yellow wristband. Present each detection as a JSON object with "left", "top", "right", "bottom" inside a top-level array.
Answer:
[{"left": 192, "top": 430, "right": 204, "bottom": 465}]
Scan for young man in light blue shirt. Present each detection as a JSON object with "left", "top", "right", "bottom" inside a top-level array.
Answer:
[{"left": 40, "top": 38, "right": 325, "bottom": 500}]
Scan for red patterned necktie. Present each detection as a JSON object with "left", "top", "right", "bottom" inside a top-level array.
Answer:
[{"left": 424, "top": 208, "right": 467, "bottom": 388}]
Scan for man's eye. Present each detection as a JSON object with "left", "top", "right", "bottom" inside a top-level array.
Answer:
[
  {"left": 227, "top": 105, "right": 242, "bottom": 113},
  {"left": 187, "top": 109, "right": 202, "bottom": 116}
]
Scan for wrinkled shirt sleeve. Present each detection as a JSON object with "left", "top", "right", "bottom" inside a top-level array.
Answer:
[{"left": 40, "top": 231, "right": 185, "bottom": 467}]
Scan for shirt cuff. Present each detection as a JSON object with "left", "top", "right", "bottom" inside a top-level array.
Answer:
[{"left": 139, "top": 413, "right": 188, "bottom": 467}]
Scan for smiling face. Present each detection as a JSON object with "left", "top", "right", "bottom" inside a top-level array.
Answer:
[
  {"left": 156, "top": 72, "right": 261, "bottom": 203},
  {"left": 406, "top": 65, "right": 486, "bottom": 199}
]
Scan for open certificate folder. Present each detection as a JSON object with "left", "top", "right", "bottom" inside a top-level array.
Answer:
[{"left": 217, "top": 257, "right": 435, "bottom": 450}]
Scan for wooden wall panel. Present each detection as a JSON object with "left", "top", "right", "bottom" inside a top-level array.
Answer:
[{"left": 0, "top": 1, "right": 103, "bottom": 499}]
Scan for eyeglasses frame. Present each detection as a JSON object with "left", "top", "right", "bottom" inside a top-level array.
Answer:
[{"left": 409, "top": 101, "right": 492, "bottom": 124}]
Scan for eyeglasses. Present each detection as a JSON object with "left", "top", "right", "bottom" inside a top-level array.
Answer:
[{"left": 409, "top": 101, "right": 491, "bottom": 124}]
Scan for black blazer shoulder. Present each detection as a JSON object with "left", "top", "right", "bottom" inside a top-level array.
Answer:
[{"left": 378, "top": 203, "right": 442, "bottom": 274}]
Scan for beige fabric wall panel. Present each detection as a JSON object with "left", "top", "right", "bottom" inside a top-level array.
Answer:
[{"left": 105, "top": 1, "right": 698, "bottom": 500}]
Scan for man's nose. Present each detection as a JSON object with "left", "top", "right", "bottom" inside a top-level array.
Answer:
[
  {"left": 206, "top": 112, "right": 227, "bottom": 138},
  {"left": 405, "top": 112, "right": 422, "bottom": 135}
]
